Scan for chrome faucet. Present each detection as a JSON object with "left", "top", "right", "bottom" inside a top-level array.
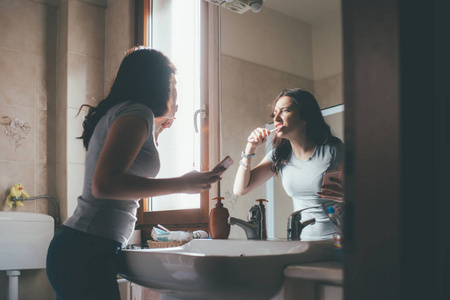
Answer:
[
  {"left": 228, "top": 199, "right": 268, "bottom": 240},
  {"left": 287, "top": 206, "right": 320, "bottom": 241}
]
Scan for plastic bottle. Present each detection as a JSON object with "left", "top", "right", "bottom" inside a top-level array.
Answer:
[
  {"left": 209, "top": 196, "right": 230, "bottom": 239},
  {"left": 327, "top": 206, "right": 341, "bottom": 228}
]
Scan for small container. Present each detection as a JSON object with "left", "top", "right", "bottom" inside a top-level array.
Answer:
[
  {"left": 209, "top": 196, "right": 230, "bottom": 239},
  {"left": 333, "top": 233, "right": 344, "bottom": 260}
]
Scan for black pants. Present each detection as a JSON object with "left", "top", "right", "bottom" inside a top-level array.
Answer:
[{"left": 46, "top": 226, "right": 122, "bottom": 300}]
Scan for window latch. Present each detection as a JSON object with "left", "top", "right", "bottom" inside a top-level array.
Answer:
[{"left": 194, "top": 105, "right": 206, "bottom": 133}]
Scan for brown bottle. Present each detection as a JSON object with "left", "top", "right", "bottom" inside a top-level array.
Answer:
[{"left": 209, "top": 196, "right": 230, "bottom": 239}]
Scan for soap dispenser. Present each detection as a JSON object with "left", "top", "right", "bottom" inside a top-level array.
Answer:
[
  {"left": 209, "top": 182, "right": 230, "bottom": 239},
  {"left": 255, "top": 199, "right": 268, "bottom": 240}
]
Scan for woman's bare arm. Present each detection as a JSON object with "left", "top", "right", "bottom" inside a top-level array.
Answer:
[
  {"left": 233, "top": 155, "right": 275, "bottom": 196},
  {"left": 92, "top": 115, "right": 221, "bottom": 200},
  {"left": 233, "top": 128, "right": 275, "bottom": 196}
]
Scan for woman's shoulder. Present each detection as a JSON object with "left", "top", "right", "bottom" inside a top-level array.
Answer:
[
  {"left": 109, "top": 101, "right": 154, "bottom": 121},
  {"left": 324, "top": 137, "right": 344, "bottom": 148},
  {"left": 323, "top": 137, "right": 344, "bottom": 163}
]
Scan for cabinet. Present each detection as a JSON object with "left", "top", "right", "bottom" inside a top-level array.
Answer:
[{"left": 276, "top": 261, "right": 343, "bottom": 300}]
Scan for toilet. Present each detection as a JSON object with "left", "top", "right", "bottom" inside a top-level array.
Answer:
[{"left": 0, "top": 212, "right": 54, "bottom": 300}]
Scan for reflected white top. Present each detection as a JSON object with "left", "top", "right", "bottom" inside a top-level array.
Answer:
[{"left": 268, "top": 140, "right": 344, "bottom": 240}]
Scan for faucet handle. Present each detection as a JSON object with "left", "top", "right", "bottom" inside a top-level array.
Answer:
[
  {"left": 255, "top": 199, "right": 268, "bottom": 206},
  {"left": 300, "top": 218, "right": 316, "bottom": 228}
]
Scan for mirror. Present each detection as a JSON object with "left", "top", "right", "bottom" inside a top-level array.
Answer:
[{"left": 218, "top": 0, "right": 343, "bottom": 239}]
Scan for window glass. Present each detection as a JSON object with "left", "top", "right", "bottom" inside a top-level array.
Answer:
[{"left": 148, "top": 0, "right": 202, "bottom": 211}]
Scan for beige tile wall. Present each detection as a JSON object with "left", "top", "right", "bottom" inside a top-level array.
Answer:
[
  {"left": 105, "top": 0, "right": 135, "bottom": 92},
  {"left": 314, "top": 73, "right": 343, "bottom": 109},
  {"left": 0, "top": 0, "right": 58, "bottom": 298},
  {"left": 57, "top": 0, "right": 105, "bottom": 221},
  {"left": 1, "top": 0, "right": 108, "bottom": 298}
]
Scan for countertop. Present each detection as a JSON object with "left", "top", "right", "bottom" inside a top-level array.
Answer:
[{"left": 284, "top": 261, "right": 343, "bottom": 284}]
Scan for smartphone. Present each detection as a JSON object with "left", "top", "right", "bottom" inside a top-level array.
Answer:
[
  {"left": 322, "top": 169, "right": 342, "bottom": 188},
  {"left": 212, "top": 156, "right": 234, "bottom": 174}
]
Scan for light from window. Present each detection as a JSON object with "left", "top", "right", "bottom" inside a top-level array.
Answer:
[{"left": 148, "top": 0, "right": 202, "bottom": 211}]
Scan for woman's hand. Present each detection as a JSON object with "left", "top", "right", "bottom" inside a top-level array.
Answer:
[
  {"left": 154, "top": 117, "right": 175, "bottom": 144},
  {"left": 247, "top": 127, "right": 271, "bottom": 147},
  {"left": 179, "top": 169, "right": 222, "bottom": 194},
  {"left": 317, "top": 177, "right": 344, "bottom": 202}
]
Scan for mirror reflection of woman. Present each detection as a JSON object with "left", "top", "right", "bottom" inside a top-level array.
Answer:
[{"left": 233, "top": 88, "right": 344, "bottom": 241}]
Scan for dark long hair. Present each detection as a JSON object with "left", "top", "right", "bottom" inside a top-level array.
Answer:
[
  {"left": 78, "top": 46, "right": 176, "bottom": 150},
  {"left": 270, "top": 88, "right": 341, "bottom": 174}
]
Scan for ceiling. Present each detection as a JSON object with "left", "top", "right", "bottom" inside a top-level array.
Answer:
[{"left": 263, "top": 0, "right": 341, "bottom": 25}]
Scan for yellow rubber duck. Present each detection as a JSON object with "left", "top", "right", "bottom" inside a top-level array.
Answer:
[{"left": 5, "top": 183, "right": 29, "bottom": 208}]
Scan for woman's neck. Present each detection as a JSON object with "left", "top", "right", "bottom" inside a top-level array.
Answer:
[{"left": 290, "top": 137, "right": 317, "bottom": 161}]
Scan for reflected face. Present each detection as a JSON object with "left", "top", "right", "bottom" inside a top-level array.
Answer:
[
  {"left": 155, "top": 84, "right": 178, "bottom": 135},
  {"left": 272, "top": 96, "right": 306, "bottom": 138}
]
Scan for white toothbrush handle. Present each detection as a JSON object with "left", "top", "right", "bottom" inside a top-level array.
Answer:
[{"left": 248, "top": 128, "right": 277, "bottom": 142}]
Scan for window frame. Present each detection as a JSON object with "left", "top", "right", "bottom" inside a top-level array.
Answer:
[{"left": 135, "top": 0, "right": 213, "bottom": 233}]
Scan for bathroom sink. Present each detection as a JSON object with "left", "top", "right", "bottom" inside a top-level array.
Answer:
[{"left": 118, "top": 239, "right": 335, "bottom": 300}]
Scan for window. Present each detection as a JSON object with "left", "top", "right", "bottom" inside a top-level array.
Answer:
[
  {"left": 135, "top": 0, "right": 219, "bottom": 232},
  {"left": 149, "top": 0, "right": 202, "bottom": 212}
]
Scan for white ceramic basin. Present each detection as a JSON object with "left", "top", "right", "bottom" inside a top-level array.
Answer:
[{"left": 118, "top": 239, "right": 335, "bottom": 300}]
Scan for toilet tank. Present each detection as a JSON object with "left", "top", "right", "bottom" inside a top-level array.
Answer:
[{"left": 0, "top": 212, "right": 54, "bottom": 271}]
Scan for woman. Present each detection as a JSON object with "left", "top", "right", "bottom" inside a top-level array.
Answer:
[
  {"left": 46, "top": 46, "right": 223, "bottom": 300},
  {"left": 233, "top": 88, "right": 344, "bottom": 241}
]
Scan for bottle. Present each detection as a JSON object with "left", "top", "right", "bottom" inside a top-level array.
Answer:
[
  {"left": 209, "top": 194, "right": 230, "bottom": 239},
  {"left": 327, "top": 206, "right": 341, "bottom": 229},
  {"left": 255, "top": 199, "right": 268, "bottom": 240},
  {"left": 327, "top": 206, "right": 344, "bottom": 260}
]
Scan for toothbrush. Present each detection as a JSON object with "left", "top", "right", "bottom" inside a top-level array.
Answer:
[{"left": 248, "top": 124, "right": 283, "bottom": 142}]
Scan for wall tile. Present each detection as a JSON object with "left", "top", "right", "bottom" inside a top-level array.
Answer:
[
  {"left": 67, "top": 108, "right": 85, "bottom": 164},
  {"left": 36, "top": 110, "right": 47, "bottom": 164},
  {"left": 0, "top": 48, "right": 36, "bottom": 108},
  {"left": 36, "top": 163, "right": 51, "bottom": 214},
  {"left": 0, "top": 104, "right": 36, "bottom": 163},
  {"left": 105, "top": 0, "right": 134, "bottom": 59},
  {"left": 105, "top": 50, "right": 125, "bottom": 94},
  {"left": 67, "top": 162, "right": 85, "bottom": 217},
  {"left": 36, "top": 163, "right": 48, "bottom": 196},
  {"left": 79, "top": 0, "right": 107, "bottom": 8},
  {"left": 35, "top": 163, "right": 59, "bottom": 224},
  {"left": 36, "top": 269, "right": 55, "bottom": 300},
  {"left": 67, "top": 53, "right": 104, "bottom": 109},
  {"left": 0, "top": 0, "right": 38, "bottom": 53},
  {"left": 56, "top": 162, "right": 68, "bottom": 221},
  {"left": 314, "top": 73, "right": 343, "bottom": 109},
  {"left": 18, "top": 269, "right": 37, "bottom": 300},
  {"left": 67, "top": 53, "right": 86, "bottom": 109},
  {"left": 36, "top": 56, "right": 57, "bottom": 111},
  {"left": 47, "top": 108, "right": 57, "bottom": 165},
  {"left": 57, "top": 0, "right": 69, "bottom": 58},
  {"left": 56, "top": 53, "right": 68, "bottom": 112},
  {"left": 35, "top": 2, "right": 58, "bottom": 59},
  {"left": 68, "top": 0, "right": 105, "bottom": 59},
  {"left": 56, "top": 110, "right": 67, "bottom": 165}
]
